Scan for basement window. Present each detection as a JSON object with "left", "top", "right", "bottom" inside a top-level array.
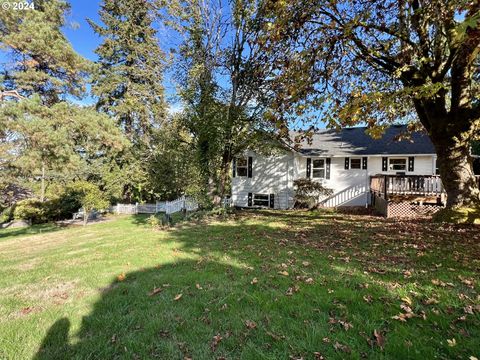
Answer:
[{"left": 253, "top": 194, "right": 269, "bottom": 207}]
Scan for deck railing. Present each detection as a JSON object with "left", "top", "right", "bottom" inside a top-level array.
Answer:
[{"left": 370, "top": 174, "right": 480, "bottom": 199}]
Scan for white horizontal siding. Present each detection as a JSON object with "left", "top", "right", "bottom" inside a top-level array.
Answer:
[{"left": 232, "top": 151, "right": 436, "bottom": 209}]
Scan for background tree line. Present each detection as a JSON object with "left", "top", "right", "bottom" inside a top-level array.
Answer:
[{"left": 1, "top": 0, "right": 479, "bottom": 223}]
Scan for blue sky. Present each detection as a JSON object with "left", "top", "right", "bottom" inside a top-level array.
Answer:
[{"left": 63, "top": 0, "right": 101, "bottom": 62}]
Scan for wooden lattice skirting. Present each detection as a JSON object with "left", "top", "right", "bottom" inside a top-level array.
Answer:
[{"left": 372, "top": 193, "right": 444, "bottom": 218}]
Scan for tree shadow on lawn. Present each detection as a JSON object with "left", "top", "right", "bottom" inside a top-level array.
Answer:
[
  {"left": 34, "top": 214, "right": 480, "bottom": 359},
  {"left": 0, "top": 223, "right": 62, "bottom": 239}
]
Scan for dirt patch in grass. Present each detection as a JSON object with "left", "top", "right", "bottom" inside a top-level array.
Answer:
[{"left": 15, "top": 258, "right": 41, "bottom": 271}]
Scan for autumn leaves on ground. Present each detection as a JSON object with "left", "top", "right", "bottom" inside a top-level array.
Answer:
[{"left": 0, "top": 211, "right": 479, "bottom": 359}]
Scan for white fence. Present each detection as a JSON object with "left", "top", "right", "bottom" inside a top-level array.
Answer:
[
  {"left": 165, "top": 196, "right": 199, "bottom": 214},
  {"left": 113, "top": 196, "right": 198, "bottom": 215}
]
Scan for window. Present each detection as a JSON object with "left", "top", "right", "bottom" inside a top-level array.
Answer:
[
  {"left": 389, "top": 158, "right": 407, "bottom": 171},
  {"left": 253, "top": 194, "right": 269, "bottom": 207},
  {"left": 236, "top": 157, "right": 248, "bottom": 177},
  {"left": 350, "top": 158, "right": 361, "bottom": 169},
  {"left": 435, "top": 159, "right": 440, "bottom": 175},
  {"left": 312, "top": 159, "right": 325, "bottom": 178}
]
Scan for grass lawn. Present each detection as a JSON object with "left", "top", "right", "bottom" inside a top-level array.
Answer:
[{"left": 0, "top": 211, "right": 479, "bottom": 359}]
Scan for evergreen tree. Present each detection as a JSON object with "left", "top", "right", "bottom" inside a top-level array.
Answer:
[
  {"left": 88, "top": 0, "right": 166, "bottom": 143},
  {"left": 0, "top": 0, "right": 89, "bottom": 104},
  {"left": 0, "top": 0, "right": 127, "bottom": 200}
]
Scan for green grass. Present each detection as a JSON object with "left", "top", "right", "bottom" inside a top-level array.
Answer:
[{"left": 0, "top": 211, "right": 479, "bottom": 359}]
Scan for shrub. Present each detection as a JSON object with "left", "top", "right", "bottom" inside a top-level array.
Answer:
[
  {"left": 146, "top": 214, "right": 162, "bottom": 229},
  {"left": 0, "top": 206, "right": 15, "bottom": 224},
  {"left": 433, "top": 207, "right": 480, "bottom": 224},
  {"left": 13, "top": 199, "right": 48, "bottom": 224},
  {"left": 67, "top": 181, "right": 110, "bottom": 225},
  {"left": 293, "top": 178, "right": 333, "bottom": 209}
]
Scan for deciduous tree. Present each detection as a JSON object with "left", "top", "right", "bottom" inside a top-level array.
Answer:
[{"left": 258, "top": 0, "right": 480, "bottom": 208}]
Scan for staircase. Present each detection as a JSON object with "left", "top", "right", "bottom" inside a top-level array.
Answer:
[{"left": 319, "top": 183, "right": 369, "bottom": 208}]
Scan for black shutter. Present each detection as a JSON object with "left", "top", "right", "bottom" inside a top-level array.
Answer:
[
  {"left": 269, "top": 194, "right": 274, "bottom": 208},
  {"left": 306, "top": 158, "right": 311, "bottom": 178},
  {"left": 247, "top": 193, "right": 252, "bottom": 206},
  {"left": 232, "top": 158, "right": 236, "bottom": 177},
  {"left": 362, "top": 157, "right": 368, "bottom": 170},
  {"left": 408, "top": 157, "right": 414, "bottom": 172},
  {"left": 382, "top": 157, "right": 388, "bottom": 171},
  {"left": 326, "top": 158, "right": 331, "bottom": 179},
  {"left": 247, "top": 156, "right": 253, "bottom": 178},
  {"left": 344, "top": 157, "right": 350, "bottom": 169}
]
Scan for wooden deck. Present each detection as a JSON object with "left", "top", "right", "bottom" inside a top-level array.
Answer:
[{"left": 370, "top": 174, "right": 480, "bottom": 200}]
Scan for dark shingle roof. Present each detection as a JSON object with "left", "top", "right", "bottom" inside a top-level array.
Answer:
[{"left": 289, "top": 125, "right": 435, "bottom": 156}]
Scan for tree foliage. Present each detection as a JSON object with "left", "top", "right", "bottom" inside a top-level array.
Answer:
[
  {"left": 258, "top": 0, "right": 480, "bottom": 207},
  {"left": 88, "top": 0, "right": 166, "bottom": 142},
  {"left": 0, "top": 1, "right": 127, "bottom": 202},
  {"left": 166, "top": 0, "right": 278, "bottom": 204}
]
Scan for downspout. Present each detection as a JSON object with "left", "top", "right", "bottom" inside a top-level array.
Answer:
[
  {"left": 365, "top": 158, "right": 369, "bottom": 208},
  {"left": 285, "top": 154, "right": 289, "bottom": 209}
]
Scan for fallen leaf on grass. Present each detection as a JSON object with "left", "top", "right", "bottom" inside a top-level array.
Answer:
[
  {"left": 333, "top": 341, "right": 351, "bottom": 353},
  {"left": 148, "top": 287, "right": 163, "bottom": 296},
  {"left": 392, "top": 312, "right": 415, "bottom": 322},
  {"left": 174, "top": 294, "right": 183, "bottom": 301},
  {"left": 422, "top": 298, "right": 438, "bottom": 305},
  {"left": 195, "top": 283, "right": 203, "bottom": 290},
  {"left": 363, "top": 295, "right": 373, "bottom": 303},
  {"left": 278, "top": 271, "right": 289, "bottom": 276},
  {"left": 447, "top": 338, "right": 456, "bottom": 347},
  {"left": 285, "top": 285, "right": 300, "bottom": 296},
  {"left": 373, "top": 329, "right": 385, "bottom": 350},
  {"left": 117, "top": 273, "right": 126, "bottom": 281},
  {"left": 251, "top": 277, "right": 258, "bottom": 285},
  {"left": 305, "top": 278, "right": 314, "bottom": 284},
  {"left": 313, "top": 352, "right": 324, "bottom": 360},
  {"left": 302, "top": 261, "right": 310, "bottom": 267},
  {"left": 401, "top": 296, "right": 412, "bottom": 306},
  {"left": 210, "top": 334, "right": 222, "bottom": 352},
  {"left": 245, "top": 320, "right": 257, "bottom": 329}
]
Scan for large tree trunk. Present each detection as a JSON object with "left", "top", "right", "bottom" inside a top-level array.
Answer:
[
  {"left": 430, "top": 128, "right": 480, "bottom": 208},
  {"left": 215, "top": 158, "right": 231, "bottom": 206}
]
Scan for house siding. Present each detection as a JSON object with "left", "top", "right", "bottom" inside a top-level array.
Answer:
[
  {"left": 231, "top": 150, "right": 295, "bottom": 209},
  {"left": 232, "top": 152, "right": 436, "bottom": 209}
]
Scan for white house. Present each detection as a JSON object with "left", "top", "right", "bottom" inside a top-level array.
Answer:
[{"left": 231, "top": 125, "right": 438, "bottom": 209}]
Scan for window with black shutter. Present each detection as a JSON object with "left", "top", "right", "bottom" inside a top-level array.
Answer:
[
  {"left": 408, "top": 157, "right": 415, "bottom": 172},
  {"left": 235, "top": 157, "right": 248, "bottom": 177},
  {"left": 312, "top": 159, "right": 325, "bottom": 178},
  {"left": 382, "top": 157, "right": 388, "bottom": 171},
  {"left": 325, "top": 158, "right": 331, "bottom": 179}
]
